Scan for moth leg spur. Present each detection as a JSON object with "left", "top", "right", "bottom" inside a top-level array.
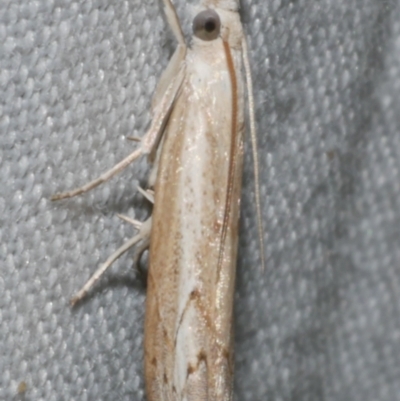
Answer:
[{"left": 117, "top": 189, "right": 153, "bottom": 273}]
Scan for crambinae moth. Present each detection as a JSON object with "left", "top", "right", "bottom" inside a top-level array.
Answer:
[{"left": 52, "top": 0, "right": 263, "bottom": 400}]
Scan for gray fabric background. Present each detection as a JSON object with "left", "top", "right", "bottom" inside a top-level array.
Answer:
[{"left": 1, "top": 0, "right": 400, "bottom": 400}]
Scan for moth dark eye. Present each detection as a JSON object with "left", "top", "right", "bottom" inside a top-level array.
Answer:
[{"left": 192, "top": 9, "right": 221, "bottom": 41}]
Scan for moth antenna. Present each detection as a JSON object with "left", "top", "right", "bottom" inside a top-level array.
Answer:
[{"left": 242, "top": 36, "right": 266, "bottom": 271}]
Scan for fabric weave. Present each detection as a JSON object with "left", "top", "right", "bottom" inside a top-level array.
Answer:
[{"left": 1, "top": 0, "right": 399, "bottom": 400}]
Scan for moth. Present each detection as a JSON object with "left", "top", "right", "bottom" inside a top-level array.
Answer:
[{"left": 52, "top": 0, "right": 263, "bottom": 400}]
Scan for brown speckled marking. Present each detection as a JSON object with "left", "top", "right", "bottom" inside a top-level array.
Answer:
[
  {"left": 187, "top": 350, "right": 208, "bottom": 377},
  {"left": 187, "top": 364, "right": 196, "bottom": 376}
]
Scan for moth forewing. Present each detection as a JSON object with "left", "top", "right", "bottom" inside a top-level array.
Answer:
[{"left": 144, "top": 4, "right": 246, "bottom": 401}]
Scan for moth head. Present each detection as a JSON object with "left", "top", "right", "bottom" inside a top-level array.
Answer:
[{"left": 192, "top": 9, "right": 221, "bottom": 41}]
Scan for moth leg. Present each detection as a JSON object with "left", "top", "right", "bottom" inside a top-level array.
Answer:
[
  {"left": 117, "top": 214, "right": 143, "bottom": 230},
  {"left": 51, "top": 2, "right": 186, "bottom": 202},
  {"left": 51, "top": 147, "right": 144, "bottom": 201},
  {"left": 126, "top": 135, "right": 141, "bottom": 142},
  {"left": 52, "top": 64, "right": 186, "bottom": 201},
  {"left": 116, "top": 186, "right": 154, "bottom": 230},
  {"left": 160, "top": 0, "right": 185, "bottom": 45},
  {"left": 150, "top": 2, "right": 187, "bottom": 112},
  {"left": 70, "top": 217, "right": 152, "bottom": 306}
]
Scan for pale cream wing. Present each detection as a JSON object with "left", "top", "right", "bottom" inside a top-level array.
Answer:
[{"left": 144, "top": 37, "right": 244, "bottom": 401}]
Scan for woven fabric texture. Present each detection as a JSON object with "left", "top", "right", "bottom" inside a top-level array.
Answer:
[{"left": 1, "top": 0, "right": 400, "bottom": 400}]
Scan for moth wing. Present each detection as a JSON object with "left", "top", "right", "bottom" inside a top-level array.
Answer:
[{"left": 145, "top": 39, "right": 245, "bottom": 400}]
